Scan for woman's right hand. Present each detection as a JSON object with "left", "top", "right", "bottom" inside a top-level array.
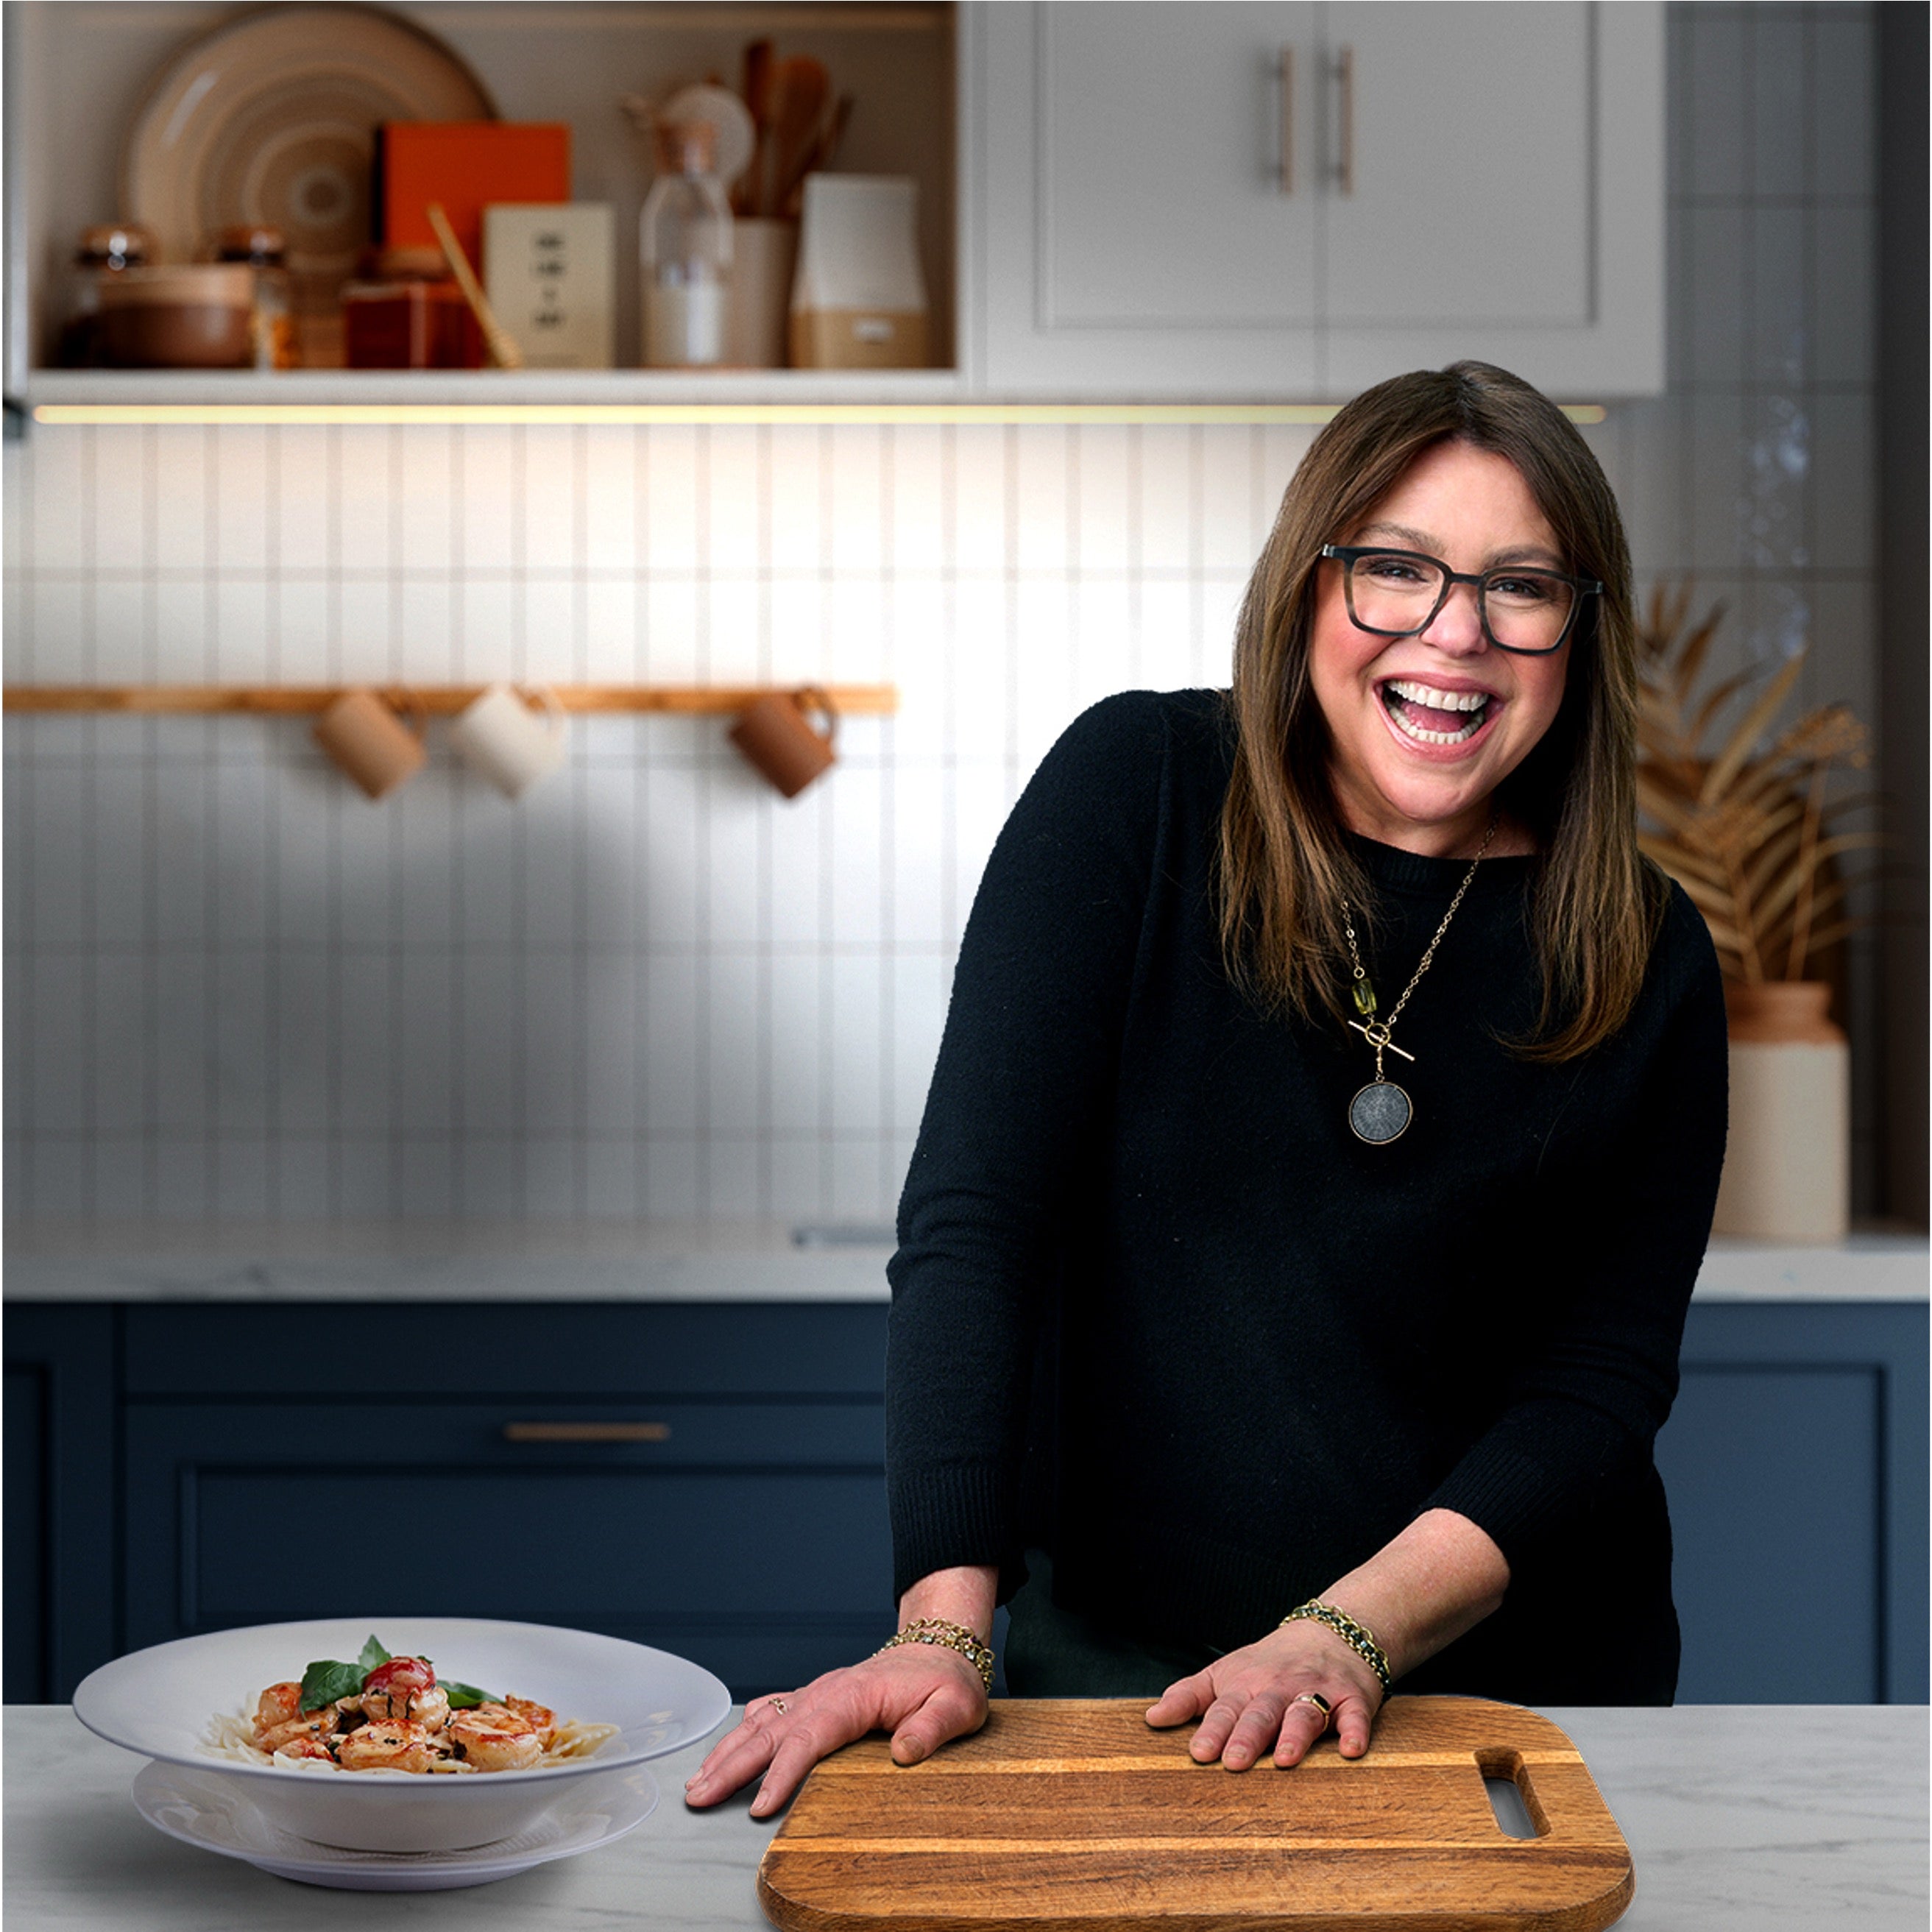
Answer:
[{"left": 682, "top": 1644, "right": 988, "bottom": 1818}]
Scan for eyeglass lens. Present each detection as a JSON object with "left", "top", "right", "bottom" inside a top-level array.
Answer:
[{"left": 1345, "top": 553, "right": 1576, "bottom": 652}]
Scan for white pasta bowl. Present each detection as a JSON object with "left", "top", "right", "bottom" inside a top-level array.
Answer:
[{"left": 74, "top": 1618, "right": 730, "bottom": 1854}]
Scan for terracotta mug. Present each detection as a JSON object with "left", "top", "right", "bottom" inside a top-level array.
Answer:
[
  {"left": 312, "top": 687, "right": 426, "bottom": 800},
  {"left": 449, "top": 683, "right": 568, "bottom": 798},
  {"left": 729, "top": 686, "right": 838, "bottom": 799}
]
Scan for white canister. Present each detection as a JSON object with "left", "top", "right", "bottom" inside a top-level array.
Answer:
[
  {"left": 1709, "top": 981, "right": 1850, "bottom": 1242},
  {"left": 448, "top": 684, "right": 569, "bottom": 799},
  {"left": 789, "top": 175, "right": 927, "bottom": 369}
]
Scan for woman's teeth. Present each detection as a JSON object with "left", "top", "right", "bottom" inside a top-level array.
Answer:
[{"left": 1381, "top": 678, "right": 1492, "bottom": 746}]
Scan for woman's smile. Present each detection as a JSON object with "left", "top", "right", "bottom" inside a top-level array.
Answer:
[{"left": 1376, "top": 674, "right": 1504, "bottom": 750}]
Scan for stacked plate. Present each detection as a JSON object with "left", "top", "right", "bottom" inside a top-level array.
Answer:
[{"left": 131, "top": 1758, "right": 659, "bottom": 1892}]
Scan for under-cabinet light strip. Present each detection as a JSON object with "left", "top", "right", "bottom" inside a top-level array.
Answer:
[
  {"left": 30, "top": 402, "right": 1608, "bottom": 428},
  {"left": 3, "top": 683, "right": 900, "bottom": 716}
]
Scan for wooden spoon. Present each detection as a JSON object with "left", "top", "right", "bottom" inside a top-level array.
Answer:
[
  {"left": 738, "top": 38, "right": 774, "bottom": 216},
  {"left": 769, "top": 56, "right": 829, "bottom": 219}
]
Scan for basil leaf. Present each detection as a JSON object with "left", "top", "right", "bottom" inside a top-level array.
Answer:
[
  {"left": 441, "top": 1680, "right": 497, "bottom": 1710},
  {"left": 298, "top": 1659, "right": 364, "bottom": 1713},
  {"left": 356, "top": 1635, "right": 392, "bottom": 1677}
]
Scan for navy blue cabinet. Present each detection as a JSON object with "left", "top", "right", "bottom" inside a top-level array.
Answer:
[
  {"left": 4, "top": 1296, "right": 1925, "bottom": 1705},
  {"left": 13, "top": 1301, "right": 898, "bottom": 1702},
  {"left": 3, "top": 1305, "right": 116, "bottom": 1703},
  {"left": 121, "top": 1303, "right": 897, "bottom": 1700},
  {"left": 1660, "top": 1300, "right": 1928, "bottom": 1704}
]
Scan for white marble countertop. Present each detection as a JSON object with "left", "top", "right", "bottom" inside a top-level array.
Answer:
[
  {"left": 4, "top": 1224, "right": 1925, "bottom": 1303},
  {"left": 5, "top": 1703, "right": 1925, "bottom": 1928}
]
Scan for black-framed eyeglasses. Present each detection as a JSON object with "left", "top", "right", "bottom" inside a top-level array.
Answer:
[{"left": 1319, "top": 545, "right": 1601, "bottom": 655}]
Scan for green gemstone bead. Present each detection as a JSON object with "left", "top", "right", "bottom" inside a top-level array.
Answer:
[{"left": 1351, "top": 977, "right": 1378, "bottom": 1017}]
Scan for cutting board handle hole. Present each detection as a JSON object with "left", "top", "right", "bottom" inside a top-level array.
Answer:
[{"left": 1476, "top": 1748, "right": 1545, "bottom": 1840}]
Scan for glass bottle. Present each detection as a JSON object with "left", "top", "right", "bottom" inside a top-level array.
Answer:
[
  {"left": 56, "top": 224, "right": 152, "bottom": 367},
  {"left": 207, "top": 224, "right": 297, "bottom": 370},
  {"left": 640, "top": 120, "right": 733, "bottom": 367}
]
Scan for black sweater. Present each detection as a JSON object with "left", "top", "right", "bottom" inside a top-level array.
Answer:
[{"left": 885, "top": 689, "right": 1729, "bottom": 1705}]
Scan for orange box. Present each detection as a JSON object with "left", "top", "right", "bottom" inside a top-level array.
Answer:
[{"left": 376, "top": 122, "right": 571, "bottom": 267}]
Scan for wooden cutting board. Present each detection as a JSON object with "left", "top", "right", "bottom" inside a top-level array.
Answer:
[{"left": 757, "top": 1696, "right": 1632, "bottom": 1932}]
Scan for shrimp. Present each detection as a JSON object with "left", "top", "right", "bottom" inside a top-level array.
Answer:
[
  {"left": 252, "top": 1681, "right": 341, "bottom": 1754},
  {"left": 251, "top": 1681, "right": 305, "bottom": 1741},
  {"left": 258, "top": 1705, "right": 341, "bottom": 1755},
  {"left": 500, "top": 1697, "right": 557, "bottom": 1751},
  {"left": 272, "top": 1735, "right": 336, "bottom": 1765},
  {"left": 335, "top": 1719, "right": 447, "bottom": 1774},
  {"left": 359, "top": 1656, "right": 450, "bottom": 1733},
  {"left": 447, "top": 1703, "right": 545, "bottom": 1772}
]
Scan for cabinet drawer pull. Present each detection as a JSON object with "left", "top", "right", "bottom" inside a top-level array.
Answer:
[
  {"left": 503, "top": 1422, "right": 671, "bottom": 1443},
  {"left": 1277, "top": 45, "right": 1295, "bottom": 194}
]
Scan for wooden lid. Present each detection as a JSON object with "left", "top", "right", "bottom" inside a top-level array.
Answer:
[{"left": 95, "top": 264, "right": 255, "bottom": 308}]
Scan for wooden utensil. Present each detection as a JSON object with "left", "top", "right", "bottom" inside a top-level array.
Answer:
[
  {"left": 757, "top": 1698, "right": 1635, "bottom": 1932},
  {"left": 425, "top": 200, "right": 524, "bottom": 369},
  {"left": 786, "top": 93, "right": 854, "bottom": 218},
  {"left": 768, "top": 56, "right": 830, "bottom": 219},
  {"left": 738, "top": 38, "right": 775, "bottom": 216}
]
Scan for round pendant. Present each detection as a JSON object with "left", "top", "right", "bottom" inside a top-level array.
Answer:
[{"left": 1348, "top": 1080, "right": 1412, "bottom": 1144}]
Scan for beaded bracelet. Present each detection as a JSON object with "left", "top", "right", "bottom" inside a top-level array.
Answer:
[
  {"left": 875, "top": 1618, "right": 996, "bottom": 1691},
  {"left": 1281, "top": 1600, "right": 1393, "bottom": 1694}
]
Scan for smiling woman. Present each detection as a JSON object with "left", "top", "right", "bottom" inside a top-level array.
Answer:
[{"left": 684, "top": 361, "right": 1729, "bottom": 1823}]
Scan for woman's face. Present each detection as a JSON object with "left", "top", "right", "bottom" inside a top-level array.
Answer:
[{"left": 1307, "top": 439, "right": 1574, "bottom": 858}]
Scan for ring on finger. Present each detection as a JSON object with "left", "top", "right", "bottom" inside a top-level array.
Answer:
[
  {"left": 1292, "top": 1692, "right": 1332, "bottom": 1718},
  {"left": 765, "top": 1697, "right": 790, "bottom": 1716}
]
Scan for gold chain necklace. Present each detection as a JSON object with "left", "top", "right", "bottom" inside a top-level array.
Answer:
[{"left": 1339, "top": 812, "right": 1499, "bottom": 1144}]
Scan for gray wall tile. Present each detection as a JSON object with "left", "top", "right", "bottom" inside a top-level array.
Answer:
[
  {"left": 1687, "top": 8, "right": 1749, "bottom": 199},
  {"left": 1811, "top": 7, "right": 1875, "bottom": 202}
]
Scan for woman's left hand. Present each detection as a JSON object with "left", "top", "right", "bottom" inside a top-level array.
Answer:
[{"left": 1144, "top": 1619, "right": 1384, "bottom": 1769}]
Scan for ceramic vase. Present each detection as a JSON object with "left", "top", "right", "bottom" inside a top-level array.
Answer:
[{"left": 1710, "top": 980, "right": 1849, "bottom": 1242}]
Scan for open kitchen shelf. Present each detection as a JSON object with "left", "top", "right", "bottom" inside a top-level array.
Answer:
[{"left": 5, "top": 1, "right": 959, "bottom": 403}]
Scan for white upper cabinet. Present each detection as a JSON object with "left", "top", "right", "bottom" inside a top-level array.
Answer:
[{"left": 966, "top": 1, "right": 1664, "bottom": 398}]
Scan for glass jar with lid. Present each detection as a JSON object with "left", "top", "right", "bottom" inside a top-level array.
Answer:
[
  {"left": 56, "top": 223, "right": 153, "bottom": 367},
  {"left": 340, "top": 247, "right": 485, "bottom": 369},
  {"left": 205, "top": 224, "right": 297, "bottom": 370},
  {"left": 640, "top": 120, "right": 733, "bottom": 367}
]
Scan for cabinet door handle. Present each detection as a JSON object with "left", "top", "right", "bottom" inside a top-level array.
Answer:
[
  {"left": 1277, "top": 45, "right": 1295, "bottom": 194},
  {"left": 503, "top": 1422, "right": 671, "bottom": 1443},
  {"left": 1336, "top": 45, "right": 1356, "bottom": 196}
]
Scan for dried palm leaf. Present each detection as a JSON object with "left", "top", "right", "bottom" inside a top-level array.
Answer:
[{"left": 1635, "top": 592, "right": 1876, "bottom": 983}]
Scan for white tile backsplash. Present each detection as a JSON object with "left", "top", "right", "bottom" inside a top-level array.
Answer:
[
  {"left": 520, "top": 431, "right": 579, "bottom": 573},
  {"left": 334, "top": 431, "right": 395, "bottom": 572},
  {"left": 2, "top": 7, "right": 1888, "bottom": 1228}
]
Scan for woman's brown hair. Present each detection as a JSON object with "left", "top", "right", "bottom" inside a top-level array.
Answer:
[{"left": 1218, "top": 359, "right": 1668, "bottom": 1062}]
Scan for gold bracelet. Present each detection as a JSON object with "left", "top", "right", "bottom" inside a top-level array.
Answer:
[
  {"left": 1281, "top": 1600, "right": 1393, "bottom": 1694},
  {"left": 875, "top": 1618, "right": 996, "bottom": 1691}
]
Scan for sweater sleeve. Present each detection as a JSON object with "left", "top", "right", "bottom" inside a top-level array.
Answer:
[
  {"left": 885, "top": 692, "right": 1171, "bottom": 1602},
  {"left": 1420, "top": 882, "right": 1730, "bottom": 1564}
]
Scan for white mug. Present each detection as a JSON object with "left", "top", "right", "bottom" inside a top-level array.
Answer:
[{"left": 448, "top": 684, "right": 568, "bottom": 798}]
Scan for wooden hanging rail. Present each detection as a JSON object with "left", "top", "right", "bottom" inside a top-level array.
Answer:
[{"left": 2, "top": 684, "right": 898, "bottom": 716}]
